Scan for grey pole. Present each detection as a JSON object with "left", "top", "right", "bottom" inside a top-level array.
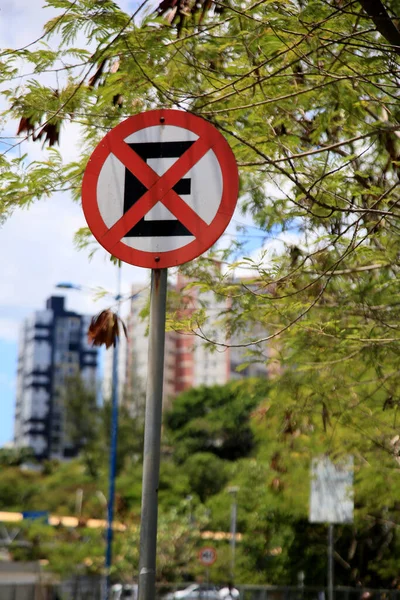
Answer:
[
  {"left": 104, "top": 265, "right": 122, "bottom": 600},
  {"left": 228, "top": 486, "right": 239, "bottom": 582},
  {"left": 138, "top": 268, "right": 168, "bottom": 600},
  {"left": 328, "top": 524, "right": 334, "bottom": 600}
]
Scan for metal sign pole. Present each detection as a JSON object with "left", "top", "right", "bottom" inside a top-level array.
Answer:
[
  {"left": 229, "top": 488, "right": 238, "bottom": 582},
  {"left": 327, "top": 524, "right": 334, "bottom": 600},
  {"left": 138, "top": 268, "right": 168, "bottom": 600}
]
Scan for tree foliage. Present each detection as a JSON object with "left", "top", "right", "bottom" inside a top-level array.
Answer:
[
  {"left": 63, "top": 374, "right": 144, "bottom": 478},
  {"left": 1, "top": 0, "right": 400, "bottom": 461},
  {"left": 0, "top": 446, "right": 36, "bottom": 467},
  {"left": 164, "top": 379, "right": 268, "bottom": 462},
  {"left": 4, "top": 379, "right": 400, "bottom": 586}
]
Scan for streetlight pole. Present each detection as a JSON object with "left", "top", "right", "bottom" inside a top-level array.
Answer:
[
  {"left": 228, "top": 486, "right": 239, "bottom": 583},
  {"left": 56, "top": 271, "right": 122, "bottom": 600},
  {"left": 104, "top": 266, "right": 121, "bottom": 599},
  {"left": 327, "top": 524, "right": 334, "bottom": 600},
  {"left": 186, "top": 495, "right": 193, "bottom": 525}
]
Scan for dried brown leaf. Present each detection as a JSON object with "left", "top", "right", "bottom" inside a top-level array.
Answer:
[
  {"left": 35, "top": 123, "right": 60, "bottom": 147},
  {"left": 88, "top": 59, "right": 107, "bottom": 88},
  {"left": 87, "top": 309, "right": 127, "bottom": 349},
  {"left": 16, "top": 116, "right": 37, "bottom": 137}
]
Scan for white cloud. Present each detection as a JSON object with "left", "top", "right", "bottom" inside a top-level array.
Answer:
[
  {"left": 260, "top": 229, "right": 303, "bottom": 258},
  {"left": 0, "top": 1, "right": 55, "bottom": 47},
  {"left": 0, "top": 193, "right": 146, "bottom": 344},
  {"left": 0, "top": 0, "right": 148, "bottom": 343},
  {"left": 227, "top": 228, "right": 302, "bottom": 280}
]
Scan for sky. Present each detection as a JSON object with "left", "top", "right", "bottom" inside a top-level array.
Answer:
[
  {"left": 0, "top": 0, "right": 146, "bottom": 446},
  {"left": 0, "top": 0, "right": 299, "bottom": 448}
]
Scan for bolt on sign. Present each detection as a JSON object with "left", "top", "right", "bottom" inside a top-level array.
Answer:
[{"left": 82, "top": 109, "right": 239, "bottom": 269}]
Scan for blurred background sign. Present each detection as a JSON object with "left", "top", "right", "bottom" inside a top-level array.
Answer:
[
  {"left": 198, "top": 546, "right": 217, "bottom": 566},
  {"left": 309, "top": 457, "right": 354, "bottom": 524},
  {"left": 22, "top": 511, "right": 49, "bottom": 524}
]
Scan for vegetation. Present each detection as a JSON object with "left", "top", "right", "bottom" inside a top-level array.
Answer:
[
  {"left": 3, "top": 0, "right": 400, "bottom": 590},
  {"left": 1, "top": 379, "right": 400, "bottom": 588}
]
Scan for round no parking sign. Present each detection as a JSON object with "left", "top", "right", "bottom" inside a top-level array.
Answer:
[
  {"left": 198, "top": 546, "right": 217, "bottom": 566},
  {"left": 82, "top": 109, "right": 239, "bottom": 269}
]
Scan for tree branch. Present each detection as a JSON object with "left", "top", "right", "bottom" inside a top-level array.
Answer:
[{"left": 359, "top": 0, "right": 400, "bottom": 55}]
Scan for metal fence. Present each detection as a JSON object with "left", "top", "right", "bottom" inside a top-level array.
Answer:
[
  {"left": 2, "top": 583, "right": 400, "bottom": 600},
  {"left": 0, "top": 584, "right": 55, "bottom": 600},
  {"left": 0, "top": 576, "right": 101, "bottom": 600},
  {"left": 154, "top": 586, "right": 400, "bottom": 600},
  {"left": 233, "top": 587, "right": 400, "bottom": 600}
]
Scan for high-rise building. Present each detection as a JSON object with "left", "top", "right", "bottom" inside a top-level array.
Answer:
[
  {"left": 116, "top": 275, "right": 269, "bottom": 414},
  {"left": 14, "top": 296, "right": 98, "bottom": 460}
]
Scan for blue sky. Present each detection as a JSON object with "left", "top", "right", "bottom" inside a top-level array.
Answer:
[{"left": 0, "top": 340, "right": 16, "bottom": 446}]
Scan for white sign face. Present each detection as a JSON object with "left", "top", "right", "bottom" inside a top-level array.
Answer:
[
  {"left": 309, "top": 456, "right": 354, "bottom": 524},
  {"left": 198, "top": 546, "right": 217, "bottom": 566}
]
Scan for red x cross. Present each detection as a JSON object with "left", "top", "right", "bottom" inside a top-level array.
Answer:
[{"left": 102, "top": 135, "right": 211, "bottom": 249}]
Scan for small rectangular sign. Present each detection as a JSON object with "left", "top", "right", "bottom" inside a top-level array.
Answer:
[
  {"left": 22, "top": 511, "right": 49, "bottom": 524},
  {"left": 309, "top": 457, "right": 354, "bottom": 524}
]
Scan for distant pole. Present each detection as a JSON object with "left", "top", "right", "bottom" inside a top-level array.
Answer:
[
  {"left": 186, "top": 494, "right": 193, "bottom": 525},
  {"left": 228, "top": 486, "right": 239, "bottom": 582},
  {"left": 75, "top": 489, "right": 83, "bottom": 516},
  {"left": 297, "top": 570, "right": 305, "bottom": 600},
  {"left": 104, "top": 266, "right": 122, "bottom": 600},
  {"left": 138, "top": 268, "right": 168, "bottom": 600},
  {"left": 328, "top": 524, "right": 334, "bottom": 600}
]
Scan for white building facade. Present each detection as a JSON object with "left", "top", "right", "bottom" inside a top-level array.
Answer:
[
  {"left": 14, "top": 296, "right": 98, "bottom": 460},
  {"left": 111, "top": 275, "right": 269, "bottom": 413}
]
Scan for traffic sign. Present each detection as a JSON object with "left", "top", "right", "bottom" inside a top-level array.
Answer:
[
  {"left": 82, "top": 109, "right": 239, "bottom": 269},
  {"left": 22, "top": 511, "right": 49, "bottom": 523},
  {"left": 198, "top": 546, "right": 217, "bottom": 566}
]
